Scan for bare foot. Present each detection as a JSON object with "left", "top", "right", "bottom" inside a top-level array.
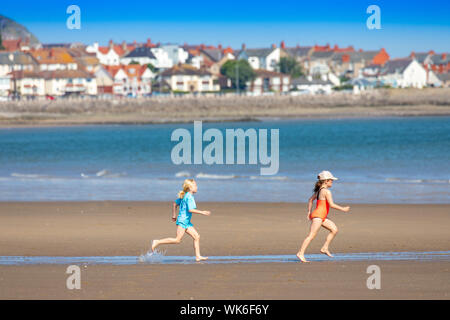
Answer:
[
  {"left": 296, "top": 253, "right": 310, "bottom": 263},
  {"left": 196, "top": 256, "right": 208, "bottom": 262},
  {"left": 151, "top": 240, "right": 158, "bottom": 252},
  {"left": 320, "top": 248, "right": 334, "bottom": 257}
]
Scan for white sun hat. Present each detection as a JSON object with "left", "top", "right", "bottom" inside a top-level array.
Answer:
[{"left": 317, "top": 170, "right": 338, "bottom": 181}]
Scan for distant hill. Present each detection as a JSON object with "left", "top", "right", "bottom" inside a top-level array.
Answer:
[{"left": 0, "top": 14, "right": 40, "bottom": 46}]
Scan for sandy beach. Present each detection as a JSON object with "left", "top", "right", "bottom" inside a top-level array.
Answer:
[{"left": 0, "top": 201, "right": 448, "bottom": 299}]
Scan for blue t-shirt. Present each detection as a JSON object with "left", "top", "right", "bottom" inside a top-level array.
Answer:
[{"left": 175, "top": 192, "right": 196, "bottom": 223}]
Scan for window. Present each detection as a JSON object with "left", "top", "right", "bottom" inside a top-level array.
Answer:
[{"left": 263, "top": 78, "right": 270, "bottom": 91}]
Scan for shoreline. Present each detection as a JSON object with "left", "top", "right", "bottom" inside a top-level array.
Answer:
[
  {"left": 0, "top": 108, "right": 449, "bottom": 128},
  {"left": 1, "top": 88, "right": 449, "bottom": 128}
]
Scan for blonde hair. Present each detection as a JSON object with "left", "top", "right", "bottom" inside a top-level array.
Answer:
[{"left": 177, "top": 179, "right": 196, "bottom": 199}]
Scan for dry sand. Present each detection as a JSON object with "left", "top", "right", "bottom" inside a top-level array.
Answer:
[{"left": 0, "top": 201, "right": 449, "bottom": 299}]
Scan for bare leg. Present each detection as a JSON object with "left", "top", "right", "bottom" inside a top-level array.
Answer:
[
  {"left": 152, "top": 226, "right": 186, "bottom": 251},
  {"left": 296, "top": 218, "right": 323, "bottom": 262},
  {"left": 186, "top": 227, "right": 208, "bottom": 261},
  {"left": 320, "top": 219, "right": 338, "bottom": 257}
]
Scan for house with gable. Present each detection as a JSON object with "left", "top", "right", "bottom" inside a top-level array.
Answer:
[
  {"left": 236, "top": 44, "right": 281, "bottom": 72},
  {"left": 378, "top": 58, "right": 427, "bottom": 88}
]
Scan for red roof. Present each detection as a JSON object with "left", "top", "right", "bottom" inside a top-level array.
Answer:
[
  {"left": 1, "top": 39, "right": 22, "bottom": 52},
  {"left": 98, "top": 45, "right": 126, "bottom": 56}
]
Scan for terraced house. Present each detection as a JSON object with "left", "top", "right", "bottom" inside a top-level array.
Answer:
[{"left": 9, "top": 69, "right": 97, "bottom": 97}]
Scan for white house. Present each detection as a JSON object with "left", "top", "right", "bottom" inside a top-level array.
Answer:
[
  {"left": 237, "top": 45, "right": 281, "bottom": 71},
  {"left": 160, "top": 44, "right": 189, "bottom": 65},
  {"left": 147, "top": 47, "right": 173, "bottom": 69},
  {"left": 427, "top": 70, "right": 443, "bottom": 87},
  {"left": 103, "top": 65, "right": 153, "bottom": 96},
  {"left": 0, "top": 52, "right": 38, "bottom": 76},
  {"left": 8, "top": 71, "right": 46, "bottom": 97},
  {"left": 0, "top": 75, "right": 11, "bottom": 99},
  {"left": 291, "top": 75, "right": 333, "bottom": 94},
  {"left": 247, "top": 69, "right": 290, "bottom": 94},
  {"left": 86, "top": 42, "right": 127, "bottom": 66},
  {"left": 160, "top": 64, "right": 219, "bottom": 92},
  {"left": 41, "top": 70, "right": 97, "bottom": 96},
  {"left": 120, "top": 47, "right": 157, "bottom": 66},
  {"left": 379, "top": 58, "right": 427, "bottom": 88}
]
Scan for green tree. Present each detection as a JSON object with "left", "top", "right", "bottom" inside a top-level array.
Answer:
[
  {"left": 146, "top": 63, "right": 156, "bottom": 73},
  {"left": 278, "top": 57, "right": 303, "bottom": 78},
  {"left": 220, "top": 59, "right": 256, "bottom": 90}
]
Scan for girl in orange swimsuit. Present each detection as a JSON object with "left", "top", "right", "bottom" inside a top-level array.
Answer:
[{"left": 296, "top": 171, "right": 350, "bottom": 263}]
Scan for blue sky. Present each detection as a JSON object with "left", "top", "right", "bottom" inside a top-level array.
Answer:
[{"left": 1, "top": 0, "right": 449, "bottom": 57}]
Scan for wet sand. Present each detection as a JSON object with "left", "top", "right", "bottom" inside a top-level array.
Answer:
[{"left": 0, "top": 201, "right": 449, "bottom": 299}]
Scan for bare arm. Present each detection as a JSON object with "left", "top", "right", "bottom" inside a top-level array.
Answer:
[
  {"left": 172, "top": 203, "right": 179, "bottom": 221},
  {"left": 307, "top": 193, "right": 316, "bottom": 218},
  {"left": 189, "top": 208, "right": 211, "bottom": 216},
  {"left": 325, "top": 191, "right": 350, "bottom": 212}
]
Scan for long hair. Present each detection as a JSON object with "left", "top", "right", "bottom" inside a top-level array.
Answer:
[
  {"left": 177, "top": 179, "right": 196, "bottom": 199},
  {"left": 313, "top": 178, "right": 326, "bottom": 196}
]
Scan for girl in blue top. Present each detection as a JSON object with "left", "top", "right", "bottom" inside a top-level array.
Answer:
[{"left": 151, "top": 179, "right": 211, "bottom": 261}]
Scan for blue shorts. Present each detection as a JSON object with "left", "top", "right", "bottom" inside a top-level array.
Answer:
[{"left": 176, "top": 219, "right": 193, "bottom": 229}]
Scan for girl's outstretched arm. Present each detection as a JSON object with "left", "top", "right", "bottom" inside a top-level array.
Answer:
[
  {"left": 325, "top": 190, "right": 350, "bottom": 212},
  {"left": 189, "top": 209, "right": 211, "bottom": 216},
  {"left": 172, "top": 203, "right": 179, "bottom": 221}
]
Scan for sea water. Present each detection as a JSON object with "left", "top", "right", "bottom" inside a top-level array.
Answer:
[{"left": 0, "top": 116, "right": 449, "bottom": 203}]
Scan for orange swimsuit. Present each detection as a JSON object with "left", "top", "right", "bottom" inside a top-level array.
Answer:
[{"left": 309, "top": 188, "right": 330, "bottom": 222}]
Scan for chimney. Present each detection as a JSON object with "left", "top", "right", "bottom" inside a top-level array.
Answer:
[
  {"left": 428, "top": 50, "right": 435, "bottom": 55},
  {"left": 296, "top": 43, "right": 300, "bottom": 48},
  {"left": 359, "top": 48, "right": 363, "bottom": 52},
  {"left": 442, "top": 53, "right": 447, "bottom": 60},
  {"left": 272, "top": 43, "right": 276, "bottom": 49},
  {"left": 218, "top": 44, "right": 222, "bottom": 50},
  {"left": 146, "top": 38, "right": 152, "bottom": 47},
  {"left": 334, "top": 44, "right": 338, "bottom": 51},
  {"left": 410, "top": 51, "right": 415, "bottom": 58},
  {"left": 242, "top": 43, "right": 246, "bottom": 50},
  {"left": 280, "top": 41, "right": 286, "bottom": 49},
  {"left": 109, "top": 39, "right": 114, "bottom": 48},
  {"left": 122, "top": 40, "right": 127, "bottom": 50}
]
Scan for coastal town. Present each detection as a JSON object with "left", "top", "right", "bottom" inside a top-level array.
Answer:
[{"left": 0, "top": 16, "right": 449, "bottom": 101}]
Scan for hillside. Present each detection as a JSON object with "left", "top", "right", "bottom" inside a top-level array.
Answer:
[{"left": 0, "top": 14, "right": 40, "bottom": 45}]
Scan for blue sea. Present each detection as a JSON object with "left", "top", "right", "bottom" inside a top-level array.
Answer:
[{"left": 0, "top": 116, "right": 449, "bottom": 203}]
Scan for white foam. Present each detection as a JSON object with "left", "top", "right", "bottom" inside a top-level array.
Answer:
[
  {"left": 96, "top": 169, "right": 109, "bottom": 177},
  {"left": 175, "top": 171, "right": 191, "bottom": 178},
  {"left": 385, "top": 177, "right": 449, "bottom": 184},
  {"left": 139, "top": 249, "right": 166, "bottom": 263},
  {"left": 195, "top": 173, "right": 236, "bottom": 180},
  {"left": 11, "top": 173, "right": 51, "bottom": 179}
]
